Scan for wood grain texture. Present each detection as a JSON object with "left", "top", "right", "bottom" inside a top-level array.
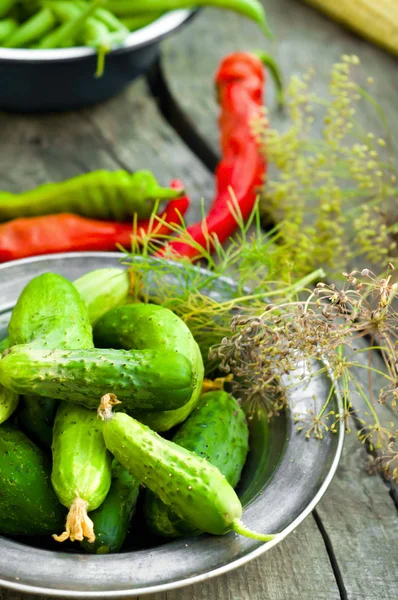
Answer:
[
  {"left": 162, "top": 0, "right": 398, "bottom": 152},
  {"left": 134, "top": 518, "right": 341, "bottom": 600},
  {"left": 0, "top": 79, "right": 214, "bottom": 224}
]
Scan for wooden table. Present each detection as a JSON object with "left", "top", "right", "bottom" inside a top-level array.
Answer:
[{"left": 0, "top": 1, "right": 397, "bottom": 598}]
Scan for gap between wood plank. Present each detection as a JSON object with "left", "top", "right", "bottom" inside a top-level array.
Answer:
[
  {"left": 146, "top": 57, "right": 219, "bottom": 174},
  {"left": 312, "top": 510, "right": 348, "bottom": 600}
]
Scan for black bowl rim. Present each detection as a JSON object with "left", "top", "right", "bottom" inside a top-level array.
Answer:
[
  {"left": 0, "top": 252, "right": 345, "bottom": 598},
  {"left": 0, "top": 9, "right": 195, "bottom": 63}
]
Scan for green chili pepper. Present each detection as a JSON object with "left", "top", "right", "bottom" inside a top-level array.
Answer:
[
  {"left": 0, "top": 170, "right": 184, "bottom": 222},
  {"left": 120, "top": 13, "right": 163, "bottom": 32},
  {"left": 37, "top": 0, "right": 101, "bottom": 49},
  {"left": 3, "top": 8, "right": 56, "bottom": 48},
  {"left": 107, "top": 0, "right": 272, "bottom": 37},
  {"left": 0, "top": 0, "right": 16, "bottom": 19},
  {"left": 0, "top": 17, "right": 17, "bottom": 43}
]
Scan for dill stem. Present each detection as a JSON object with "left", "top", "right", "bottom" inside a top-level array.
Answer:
[
  {"left": 352, "top": 376, "right": 380, "bottom": 426},
  {"left": 317, "top": 383, "right": 335, "bottom": 419}
]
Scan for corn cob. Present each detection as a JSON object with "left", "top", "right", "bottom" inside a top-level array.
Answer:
[{"left": 303, "top": 0, "right": 398, "bottom": 56}]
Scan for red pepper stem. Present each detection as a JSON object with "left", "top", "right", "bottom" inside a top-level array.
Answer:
[{"left": 253, "top": 51, "right": 284, "bottom": 107}]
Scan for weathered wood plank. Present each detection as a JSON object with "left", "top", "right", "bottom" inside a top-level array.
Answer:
[
  {"left": 162, "top": 0, "right": 398, "bottom": 153},
  {"left": 316, "top": 421, "right": 398, "bottom": 600},
  {"left": 0, "top": 78, "right": 214, "bottom": 224}
]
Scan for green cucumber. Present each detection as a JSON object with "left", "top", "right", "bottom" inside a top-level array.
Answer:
[
  {"left": 0, "top": 345, "right": 195, "bottom": 411},
  {"left": 52, "top": 404, "right": 112, "bottom": 544},
  {"left": 100, "top": 397, "right": 274, "bottom": 542},
  {"left": 73, "top": 267, "right": 131, "bottom": 325},
  {"left": 6, "top": 271, "right": 115, "bottom": 544},
  {"left": 16, "top": 268, "right": 130, "bottom": 443},
  {"left": 0, "top": 424, "right": 65, "bottom": 536},
  {"left": 0, "top": 271, "right": 93, "bottom": 428},
  {"left": 94, "top": 303, "right": 204, "bottom": 431},
  {"left": 7, "top": 272, "right": 93, "bottom": 348},
  {"left": 1, "top": 267, "right": 131, "bottom": 350},
  {"left": 145, "top": 391, "right": 249, "bottom": 538},
  {"left": 5, "top": 272, "right": 92, "bottom": 435},
  {"left": 80, "top": 459, "right": 140, "bottom": 554}
]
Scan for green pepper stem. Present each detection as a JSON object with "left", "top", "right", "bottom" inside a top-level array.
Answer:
[
  {"left": 232, "top": 519, "right": 276, "bottom": 542},
  {"left": 253, "top": 51, "right": 284, "bottom": 107},
  {"left": 150, "top": 186, "right": 185, "bottom": 200}
]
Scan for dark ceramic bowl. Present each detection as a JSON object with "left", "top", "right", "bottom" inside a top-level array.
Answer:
[
  {"left": 0, "top": 252, "right": 344, "bottom": 597},
  {"left": 0, "top": 10, "right": 194, "bottom": 112}
]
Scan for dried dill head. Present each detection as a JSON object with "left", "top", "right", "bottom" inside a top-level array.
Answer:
[
  {"left": 254, "top": 55, "right": 398, "bottom": 276},
  {"left": 210, "top": 266, "right": 398, "bottom": 479}
]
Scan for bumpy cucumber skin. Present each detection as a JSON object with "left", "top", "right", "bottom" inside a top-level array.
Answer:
[
  {"left": 19, "top": 395, "right": 59, "bottom": 448},
  {"left": 15, "top": 269, "right": 129, "bottom": 444},
  {"left": 94, "top": 304, "right": 204, "bottom": 431},
  {"left": 145, "top": 391, "right": 249, "bottom": 538},
  {"left": 0, "top": 424, "right": 65, "bottom": 536},
  {"left": 0, "top": 268, "right": 130, "bottom": 352},
  {"left": 0, "top": 385, "right": 18, "bottom": 425},
  {"left": 2, "top": 273, "right": 93, "bottom": 428},
  {"left": 7, "top": 273, "right": 93, "bottom": 349},
  {"left": 74, "top": 268, "right": 131, "bottom": 326},
  {"left": 52, "top": 404, "right": 112, "bottom": 511},
  {"left": 0, "top": 346, "right": 195, "bottom": 411},
  {"left": 8, "top": 272, "right": 92, "bottom": 438},
  {"left": 80, "top": 460, "right": 140, "bottom": 554},
  {"left": 103, "top": 413, "right": 242, "bottom": 536}
]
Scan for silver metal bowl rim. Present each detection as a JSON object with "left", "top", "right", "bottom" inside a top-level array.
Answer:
[
  {"left": 0, "top": 10, "right": 194, "bottom": 62},
  {"left": 0, "top": 252, "right": 345, "bottom": 598}
]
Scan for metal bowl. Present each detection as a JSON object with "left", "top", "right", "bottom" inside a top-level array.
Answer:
[
  {"left": 0, "top": 10, "right": 195, "bottom": 112},
  {"left": 0, "top": 252, "right": 344, "bottom": 597}
]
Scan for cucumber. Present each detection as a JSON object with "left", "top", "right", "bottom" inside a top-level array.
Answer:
[
  {"left": 94, "top": 304, "right": 204, "bottom": 431},
  {"left": 0, "top": 272, "right": 93, "bottom": 428},
  {"left": 145, "top": 391, "right": 249, "bottom": 538},
  {"left": 7, "top": 272, "right": 93, "bottom": 348},
  {"left": 18, "top": 395, "right": 59, "bottom": 448},
  {"left": 80, "top": 459, "right": 140, "bottom": 554},
  {"left": 1, "top": 267, "right": 131, "bottom": 350},
  {"left": 100, "top": 396, "right": 274, "bottom": 542},
  {"left": 6, "top": 271, "right": 114, "bottom": 544},
  {"left": 16, "top": 268, "right": 130, "bottom": 443},
  {"left": 0, "top": 424, "right": 65, "bottom": 536},
  {"left": 52, "top": 404, "right": 112, "bottom": 543},
  {"left": 73, "top": 267, "right": 131, "bottom": 325},
  {"left": 0, "top": 345, "right": 195, "bottom": 411}
]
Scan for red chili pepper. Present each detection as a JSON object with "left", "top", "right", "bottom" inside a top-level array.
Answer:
[
  {"left": 0, "top": 180, "right": 189, "bottom": 263},
  {"left": 158, "top": 52, "right": 266, "bottom": 260}
]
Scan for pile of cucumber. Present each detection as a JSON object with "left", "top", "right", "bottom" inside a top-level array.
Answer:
[{"left": 0, "top": 267, "right": 275, "bottom": 554}]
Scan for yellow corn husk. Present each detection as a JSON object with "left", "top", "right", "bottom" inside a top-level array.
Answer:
[{"left": 303, "top": 0, "right": 398, "bottom": 56}]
